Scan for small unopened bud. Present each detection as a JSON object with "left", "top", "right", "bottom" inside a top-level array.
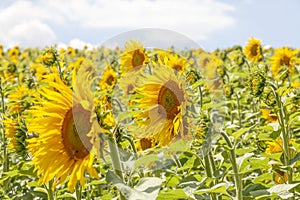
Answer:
[
  {"left": 224, "top": 84, "right": 234, "bottom": 98},
  {"left": 41, "top": 47, "right": 58, "bottom": 66},
  {"left": 217, "top": 65, "right": 226, "bottom": 78},
  {"left": 248, "top": 71, "right": 266, "bottom": 97}
]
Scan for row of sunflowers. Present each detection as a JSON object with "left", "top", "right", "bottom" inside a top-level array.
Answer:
[{"left": 0, "top": 37, "right": 300, "bottom": 199}]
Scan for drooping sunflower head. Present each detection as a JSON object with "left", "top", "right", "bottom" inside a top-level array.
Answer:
[
  {"left": 120, "top": 40, "right": 148, "bottom": 74},
  {"left": 243, "top": 37, "right": 263, "bottom": 62},
  {"left": 130, "top": 65, "right": 189, "bottom": 147},
  {"left": 27, "top": 62, "right": 99, "bottom": 192},
  {"left": 270, "top": 47, "right": 297, "bottom": 78}
]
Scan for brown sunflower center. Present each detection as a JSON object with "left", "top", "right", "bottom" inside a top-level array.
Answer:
[
  {"left": 280, "top": 55, "right": 290, "bottom": 66},
  {"left": 132, "top": 50, "right": 145, "bottom": 68},
  {"left": 251, "top": 44, "right": 258, "bottom": 56},
  {"left": 106, "top": 75, "right": 115, "bottom": 86},
  {"left": 62, "top": 104, "right": 92, "bottom": 160},
  {"left": 140, "top": 138, "right": 152, "bottom": 151},
  {"left": 158, "top": 80, "right": 184, "bottom": 119},
  {"left": 173, "top": 64, "right": 183, "bottom": 71}
]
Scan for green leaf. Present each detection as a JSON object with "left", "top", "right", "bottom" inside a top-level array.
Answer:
[
  {"left": 236, "top": 152, "right": 254, "bottom": 172},
  {"left": 165, "top": 175, "right": 181, "bottom": 188},
  {"left": 56, "top": 193, "right": 76, "bottom": 199},
  {"left": 194, "top": 183, "right": 229, "bottom": 196},
  {"left": 134, "top": 154, "right": 160, "bottom": 170},
  {"left": 267, "top": 183, "right": 300, "bottom": 199},
  {"left": 33, "top": 187, "right": 48, "bottom": 195},
  {"left": 167, "top": 140, "right": 189, "bottom": 152},
  {"left": 157, "top": 189, "right": 190, "bottom": 200},
  {"left": 232, "top": 127, "right": 251, "bottom": 140},
  {"left": 106, "top": 170, "right": 163, "bottom": 200},
  {"left": 117, "top": 110, "right": 144, "bottom": 121},
  {"left": 253, "top": 173, "right": 273, "bottom": 185},
  {"left": 249, "top": 189, "right": 270, "bottom": 198},
  {"left": 290, "top": 152, "right": 300, "bottom": 165}
]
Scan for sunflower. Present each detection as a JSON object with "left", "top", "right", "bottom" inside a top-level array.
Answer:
[
  {"left": 120, "top": 40, "right": 148, "bottom": 74},
  {"left": 261, "top": 108, "right": 278, "bottom": 123},
  {"left": 27, "top": 62, "right": 99, "bottom": 192},
  {"left": 131, "top": 65, "right": 189, "bottom": 147},
  {"left": 99, "top": 65, "right": 117, "bottom": 91},
  {"left": 135, "top": 138, "right": 153, "bottom": 152},
  {"left": 243, "top": 37, "right": 263, "bottom": 62},
  {"left": 3, "top": 116, "right": 17, "bottom": 149},
  {"left": 265, "top": 139, "right": 283, "bottom": 155},
  {"left": 161, "top": 53, "right": 189, "bottom": 72},
  {"left": 265, "top": 137, "right": 294, "bottom": 155},
  {"left": 270, "top": 47, "right": 297, "bottom": 77},
  {"left": 7, "top": 85, "right": 37, "bottom": 114}
]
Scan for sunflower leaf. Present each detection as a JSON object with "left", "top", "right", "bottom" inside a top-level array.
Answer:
[{"left": 106, "top": 170, "right": 162, "bottom": 200}]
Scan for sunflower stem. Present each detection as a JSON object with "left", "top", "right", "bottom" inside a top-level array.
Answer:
[
  {"left": 203, "top": 153, "right": 217, "bottom": 200},
  {"left": 235, "top": 92, "right": 242, "bottom": 127},
  {"left": 47, "top": 181, "right": 55, "bottom": 200},
  {"left": 53, "top": 53, "right": 63, "bottom": 80},
  {"left": 122, "top": 135, "right": 138, "bottom": 160},
  {"left": 220, "top": 131, "right": 243, "bottom": 200},
  {"left": 0, "top": 78, "right": 9, "bottom": 173},
  {"left": 108, "top": 127, "right": 125, "bottom": 200},
  {"left": 75, "top": 182, "right": 82, "bottom": 200},
  {"left": 198, "top": 85, "right": 203, "bottom": 109},
  {"left": 268, "top": 82, "right": 293, "bottom": 185}
]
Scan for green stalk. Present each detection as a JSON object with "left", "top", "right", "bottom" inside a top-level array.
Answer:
[
  {"left": 198, "top": 86, "right": 203, "bottom": 109},
  {"left": 268, "top": 82, "right": 293, "bottom": 184},
  {"left": 208, "top": 151, "right": 219, "bottom": 179},
  {"left": 122, "top": 135, "right": 138, "bottom": 160},
  {"left": 47, "top": 181, "right": 55, "bottom": 200},
  {"left": 220, "top": 131, "right": 242, "bottom": 200},
  {"left": 203, "top": 153, "right": 217, "bottom": 200},
  {"left": 53, "top": 53, "right": 63, "bottom": 80},
  {"left": 108, "top": 130, "right": 125, "bottom": 200},
  {"left": 75, "top": 182, "right": 82, "bottom": 200},
  {"left": 235, "top": 92, "right": 242, "bottom": 127},
  {"left": 0, "top": 78, "right": 9, "bottom": 173}
]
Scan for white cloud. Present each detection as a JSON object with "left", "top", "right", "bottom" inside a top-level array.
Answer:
[
  {"left": 0, "top": 0, "right": 235, "bottom": 47},
  {"left": 47, "top": 0, "right": 235, "bottom": 40},
  {"left": 0, "top": 1, "right": 57, "bottom": 47},
  {"left": 5, "top": 20, "right": 56, "bottom": 47},
  {"left": 69, "top": 38, "right": 95, "bottom": 50}
]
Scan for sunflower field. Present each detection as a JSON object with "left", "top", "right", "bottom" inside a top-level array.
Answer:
[{"left": 0, "top": 37, "right": 300, "bottom": 200}]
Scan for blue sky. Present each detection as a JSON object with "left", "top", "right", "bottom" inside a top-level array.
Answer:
[{"left": 0, "top": 0, "right": 299, "bottom": 51}]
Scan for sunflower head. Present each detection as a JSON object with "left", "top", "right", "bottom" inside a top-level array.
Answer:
[
  {"left": 120, "top": 40, "right": 148, "bottom": 74},
  {"left": 135, "top": 138, "right": 154, "bottom": 152},
  {"left": 99, "top": 65, "right": 117, "bottom": 91},
  {"left": 243, "top": 37, "right": 263, "bottom": 62},
  {"left": 270, "top": 47, "right": 297, "bottom": 78},
  {"left": 129, "top": 65, "right": 189, "bottom": 147},
  {"left": 161, "top": 53, "right": 189, "bottom": 72},
  {"left": 27, "top": 61, "right": 100, "bottom": 192}
]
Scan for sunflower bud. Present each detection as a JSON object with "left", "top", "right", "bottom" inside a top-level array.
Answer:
[
  {"left": 224, "top": 84, "right": 234, "bottom": 98},
  {"left": 248, "top": 71, "right": 266, "bottom": 97},
  {"left": 186, "top": 69, "right": 200, "bottom": 85},
  {"left": 216, "top": 65, "right": 226, "bottom": 78},
  {"left": 262, "top": 87, "right": 276, "bottom": 106},
  {"left": 41, "top": 47, "right": 58, "bottom": 66},
  {"left": 7, "top": 63, "right": 17, "bottom": 73},
  {"left": 220, "top": 50, "right": 227, "bottom": 61},
  {"left": 234, "top": 54, "right": 245, "bottom": 66}
]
